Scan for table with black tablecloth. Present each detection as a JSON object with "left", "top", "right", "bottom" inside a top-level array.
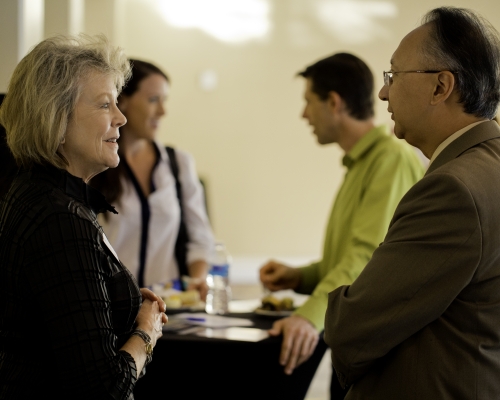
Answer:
[{"left": 133, "top": 312, "right": 328, "bottom": 400}]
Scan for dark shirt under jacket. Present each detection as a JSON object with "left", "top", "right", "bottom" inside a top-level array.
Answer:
[{"left": 0, "top": 164, "right": 143, "bottom": 399}]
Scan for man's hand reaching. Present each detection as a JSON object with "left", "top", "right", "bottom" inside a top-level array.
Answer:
[{"left": 259, "top": 260, "right": 301, "bottom": 292}]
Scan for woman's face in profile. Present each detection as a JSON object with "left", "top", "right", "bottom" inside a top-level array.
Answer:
[
  {"left": 119, "top": 73, "right": 169, "bottom": 140},
  {"left": 59, "top": 71, "right": 126, "bottom": 182}
]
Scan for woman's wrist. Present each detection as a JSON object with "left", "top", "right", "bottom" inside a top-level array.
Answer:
[
  {"left": 188, "top": 260, "right": 209, "bottom": 276},
  {"left": 130, "top": 328, "right": 154, "bottom": 362},
  {"left": 135, "top": 323, "right": 155, "bottom": 340}
]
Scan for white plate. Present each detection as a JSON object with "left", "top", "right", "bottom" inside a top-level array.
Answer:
[{"left": 254, "top": 308, "right": 294, "bottom": 317}]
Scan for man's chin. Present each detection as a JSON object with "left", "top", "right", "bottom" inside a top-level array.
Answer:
[
  {"left": 393, "top": 125, "right": 405, "bottom": 140},
  {"left": 313, "top": 134, "right": 326, "bottom": 145},
  {"left": 394, "top": 128, "right": 420, "bottom": 150}
]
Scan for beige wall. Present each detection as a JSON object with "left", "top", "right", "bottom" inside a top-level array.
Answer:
[
  {"left": 0, "top": 0, "right": 20, "bottom": 92},
  {"left": 0, "top": 0, "right": 44, "bottom": 92},
  {"left": 118, "top": 0, "right": 500, "bottom": 261},
  {"left": 2, "top": 0, "right": 500, "bottom": 266}
]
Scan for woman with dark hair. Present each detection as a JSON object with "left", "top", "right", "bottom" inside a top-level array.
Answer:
[{"left": 90, "top": 59, "right": 214, "bottom": 300}]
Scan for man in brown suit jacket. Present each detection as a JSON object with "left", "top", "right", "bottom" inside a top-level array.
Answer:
[{"left": 324, "top": 6, "right": 500, "bottom": 399}]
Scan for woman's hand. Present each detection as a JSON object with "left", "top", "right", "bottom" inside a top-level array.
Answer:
[
  {"left": 136, "top": 291, "right": 168, "bottom": 346},
  {"left": 140, "top": 287, "right": 166, "bottom": 313},
  {"left": 121, "top": 297, "right": 168, "bottom": 372},
  {"left": 186, "top": 260, "right": 210, "bottom": 301},
  {"left": 186, "top": 278, "right": 209, "bottom": 302}
]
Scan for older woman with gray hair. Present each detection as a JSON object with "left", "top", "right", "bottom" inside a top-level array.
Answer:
[{"left": 0, "top": 34, "right": 167, "bottom": 399}]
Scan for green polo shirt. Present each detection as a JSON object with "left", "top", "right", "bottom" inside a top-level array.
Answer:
[{"left": 294, "top": 125, "right": 425, "bottom": 330}]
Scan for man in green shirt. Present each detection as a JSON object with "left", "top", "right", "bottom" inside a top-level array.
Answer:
[{"left": 259, "top": 52, "right": 425, "bottom": 398}]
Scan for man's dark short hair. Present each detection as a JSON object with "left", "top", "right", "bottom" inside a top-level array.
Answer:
[
  {"left": 297, "top": 53, "right": 374, "bottom": 120},
  {"left": 422, "top": 7, "right": 500, "bottom": 119}
]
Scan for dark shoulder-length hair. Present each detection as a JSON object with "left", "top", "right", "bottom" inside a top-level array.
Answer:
[{"left": 89, "top": 59, "right": 169, "bottom": 211}]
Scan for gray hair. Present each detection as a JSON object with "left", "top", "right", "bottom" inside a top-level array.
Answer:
[
  {"left": 421, "top": 7, "right": 500, "bottom": 119},
  {"left": 0, "top": 34, "right": 131, "bottom": 169}
]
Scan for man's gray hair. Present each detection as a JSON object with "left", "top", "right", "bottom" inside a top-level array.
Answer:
[{"left": 421, "top": 7, "right": 500, "bottom": 119}]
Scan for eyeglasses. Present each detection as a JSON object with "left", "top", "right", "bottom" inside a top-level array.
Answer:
[{"left": 383, "top": 70, "right": 444, "bottom": 86}]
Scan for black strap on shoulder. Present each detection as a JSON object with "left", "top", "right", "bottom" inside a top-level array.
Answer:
[
  {"left": 121, "top": 156, "right": 151, "bottom": 289},
  {"left": 166, "top": 146, "right": 190, "bottom": 283}
]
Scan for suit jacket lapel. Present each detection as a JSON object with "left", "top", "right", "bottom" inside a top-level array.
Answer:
[{"left": 426, "top": 121, "right": 500, "bottom": 175}]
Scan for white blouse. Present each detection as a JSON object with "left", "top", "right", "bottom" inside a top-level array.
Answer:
[{"left": 99, "top": 142, "right": 215, "bottom": 287}]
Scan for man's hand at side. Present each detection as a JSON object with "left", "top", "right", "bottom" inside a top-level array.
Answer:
[{"left": 268, "top": 314, "right": 319, "bottom": 375}]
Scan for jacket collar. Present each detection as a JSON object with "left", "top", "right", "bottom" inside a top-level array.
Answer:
[
  {"left": 30, "top": 164, "right": 117, "bottom": 215},
  {"left": 426, "top": 120, "right": 500, "bottom": 175}
]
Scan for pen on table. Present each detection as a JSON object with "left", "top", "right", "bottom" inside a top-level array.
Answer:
[{"left": 186, "top": 317, "right": 206, "bottom": 322}]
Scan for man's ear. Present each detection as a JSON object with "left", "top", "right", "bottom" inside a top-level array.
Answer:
[
  {"left": 430, "top": 71, "right": 455, "bottom": 105},
  {"left": 327, "top": 91, "right": 344, "bottom": 114}
]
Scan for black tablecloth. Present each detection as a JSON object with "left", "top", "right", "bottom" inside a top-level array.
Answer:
[{"left": 133, "top": 312, "right": 328, "bottom": 400}]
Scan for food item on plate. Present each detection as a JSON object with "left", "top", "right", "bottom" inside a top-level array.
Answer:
[
  {"left": 178, "top": 290, "right": 201, "bottom": 306},
  {"left": 164, "top": 295, "right": 182, "bottom": 309},
  {"left": 162, "top": 289, "right": 200, "bottom": 309},
  {"left": 279, "top": 297, "right": 294, "bottom": 311},
  {"left": 260, "top": 295, "right": 295, "bottom": 312}
]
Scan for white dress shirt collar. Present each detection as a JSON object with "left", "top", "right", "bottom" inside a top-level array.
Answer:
[{"left": 428, "top": 120, "right": 488, "bottom": 167}]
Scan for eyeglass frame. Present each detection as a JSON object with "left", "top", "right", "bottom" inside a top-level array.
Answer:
[{"left": 383, "top": 70, "right": 454, "bottom": 86}]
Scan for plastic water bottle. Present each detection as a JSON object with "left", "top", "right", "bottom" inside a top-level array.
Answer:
[{"left": 205, "top": 241, "right": 232, "bottom": 315}]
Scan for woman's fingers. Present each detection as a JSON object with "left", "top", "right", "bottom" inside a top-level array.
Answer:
[{"left": 141, "top": 288, "right": 166, "bottom": 312}]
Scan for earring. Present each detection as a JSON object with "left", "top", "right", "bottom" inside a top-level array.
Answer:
[{"left": 60, "top": 137, "right": 66, "bottom": 145}]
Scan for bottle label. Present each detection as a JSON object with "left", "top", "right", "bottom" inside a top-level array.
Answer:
[{"left": 210, "top": 264, "right": 229, "bottom": 276}]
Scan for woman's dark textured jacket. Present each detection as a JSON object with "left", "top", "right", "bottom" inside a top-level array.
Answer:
[{"left": 0, "top": 164, "right": 143, "bottom": 400}]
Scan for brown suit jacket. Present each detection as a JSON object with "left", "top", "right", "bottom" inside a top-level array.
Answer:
[{"left": 324, "top": 121, "right": 500, "bottom": 399}]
